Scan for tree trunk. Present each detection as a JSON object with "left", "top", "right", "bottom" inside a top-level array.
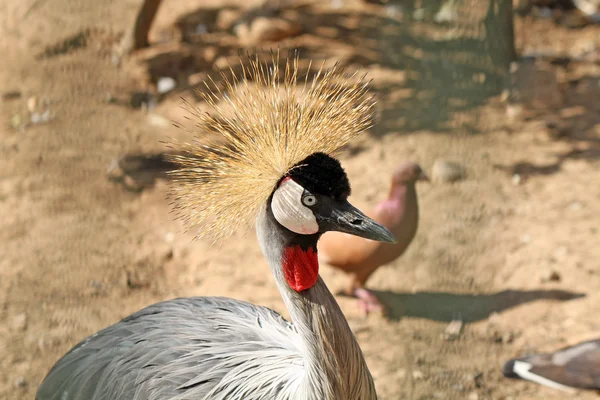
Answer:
[{"left": 119, "top": 0, "right": 163, "bottom": 55}]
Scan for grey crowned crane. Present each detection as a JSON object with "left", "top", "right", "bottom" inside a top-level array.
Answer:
[{"left": 36, "top": 55, "right": 395, "bottom": 400}]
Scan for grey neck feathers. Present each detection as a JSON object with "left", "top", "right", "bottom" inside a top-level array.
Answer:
[{"left": 256, "top": 207, "right": 377, "bottom": 400}]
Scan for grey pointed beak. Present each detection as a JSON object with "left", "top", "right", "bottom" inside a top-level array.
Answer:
[
  {"left": 318, "top": 199, "right": 396, "bottom": 243},
  {"left": 418, "top": 171, "right": 430, "bottom": 182}
]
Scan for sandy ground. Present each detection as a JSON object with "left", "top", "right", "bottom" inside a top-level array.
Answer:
[{"left": 1, "top": 0, "right": 599, "bottom": 399}]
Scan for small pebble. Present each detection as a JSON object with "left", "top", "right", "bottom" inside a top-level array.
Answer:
[
  {"left": 413, "top": 8, "right": 425, "bottom": 21},
  {"left": 512, "top": 174, "right": 522, "bottom": 185},
  {"left": 10, "top": 313, "right": 28, "bottom": 332},
  {"left": 235, "top": 16, "right": 301, "bottom": 45},
  {"left": 26, "top": 96, "right": 37, "bottom": 112},
  {"left": 443, "top": 319, "right": 463, "bottom": 341},
  {"left": 432, "top": 159, "right": 466, "bottom": 183},
  {"left": 15, "top": 376, "right": 27, "bottom": 389},
  {"left": 541, "top": 269, "right": 561, "bottom": 283},
  {"left": 501, "top": 332, "right": 515, "bottom": 344},
  {"left": 468, "top": 392, "right": 479, "bottom": 400},
  {"left": 536, "top": 7, "right": 553, "bottom": 19},
  {"left": 10, "top": 114, "right": 22, "bottom": 129},
  {"left": 147, "top": 113, "right": 170, "bottom": 128},
  {"left": 331, "top": 0, "right": 344, "bottom": 9},
  {"left": 157, "top": 77, "right": 176, "bottom": 94},
  {"left": 434, "top": 1, "right": 459, "bottom": 23},
  {"left": 195, "top": 24, "right": 207, "bottom": 34},
  {"left": 506, "top": 103, "right": 524, "bottom": 121},
  {"left": 30, "top": 110, "right": 51, "bottom": 125},
  {"left": 412, "top": 370, "right": 425, "bottom": 380}
]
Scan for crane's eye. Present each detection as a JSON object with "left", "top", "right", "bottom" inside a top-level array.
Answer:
[{"left": 302, "top": 194, "right": 318, "bottom": 207}]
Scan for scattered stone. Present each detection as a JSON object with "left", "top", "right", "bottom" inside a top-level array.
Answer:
[
  {"left": 147, "top": 113, "right": 170, "bottom": 128},
  {"left": 30, "top": 110, "right": 52, "bottom": 125},
  {"left": 412, "top": 370, "right": 425, "bottom": 380},
  {"left": 10, "top": 114, "right": 23, "bottom": 130},
  {"left": 511, "top": 174, "right": 522, "bottom": 185},
  {"left": 443, "top": 319, "right": 463, "bottom": 341},
  {"left": 451, "top": 383, "right": 465, "bottom": 392},
  {"left": 534, "top": 6, "right": 553, "bottom": 18},
  {"left": 554, "top": 246, "right": 568, "bottom": 260},
  {"left": 157, "top": 77, "right": 176, "bottom": 94},
  {"left": 506, "top": 103, "right": 524, "bottom": 121},
  {"left": 413, "top": 8, "right": 425, "bottom": 21},
  {"left": 331, "top": 0, "right": 344, "bottom": 9},
  {"left": 123, "top": 175, "right": 144, "bottom": 192},
  {"left": 468, "top": 392, "right": 479, "bottom": 400},
  {"left": 165, "top": 232, "right": 175, "bottom": 243},
  {"left": 195, "top": 23, "right": 208, "bottom": 34},
  {"left": 541, "top": 269, "right": 561, "bottom": 282},
  {"left": 26, "top": 96, "right": 37, "bottom": 112},
  {"left": 106, "top": 158, "right": 125, "bottom": 181},
  {"left": 14, "top": 376, "right": 27, "bottom": 389},
  {"left": 501, "top": 332, "right": 515, "bottom": 344},
  {"left": 10, "top": 313, "right": 28, "bottom": 332},
  {"left": 567, "top": 201, "right": 583, "bottom": 211},
  {"left": 201, "top": 46, "right": 219, "bottom": 65},
  {"left": 217, "top": 9, "right": 242, "bottom": 31},
  {"left": 234, "top": 17, "right": 301, "bottom": 46},
  {"left": 432, "top": 159, "right": 466, "bottom": 183},
  {"left": 37, "top": 333, "right": 60, "bottom": 352},
  {"left": 434, "top": 0, "right": 459, "bottom": 23},
  {"left": 385, "top": 4, "right": 404, "bottom": 19}
]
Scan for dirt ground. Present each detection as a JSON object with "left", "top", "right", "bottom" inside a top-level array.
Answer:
[{"left": 1, "top": 0, "right": 599, "bottom": 399}]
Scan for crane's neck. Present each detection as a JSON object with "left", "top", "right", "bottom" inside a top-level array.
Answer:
[{"left": 256, "top": 207, "right": 376, "bottom": 400}]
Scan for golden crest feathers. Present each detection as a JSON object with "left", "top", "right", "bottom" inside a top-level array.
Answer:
[{"left": 166, "top": 53, "right": 375, "bottom": 242}]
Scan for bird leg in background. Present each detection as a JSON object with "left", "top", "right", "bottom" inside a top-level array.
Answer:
[
  {"left": 354, "top": 288, "right": 385, "bottom": 317},
  {"left": 339, "top": 280, "right": 386, "bottom": 317}
]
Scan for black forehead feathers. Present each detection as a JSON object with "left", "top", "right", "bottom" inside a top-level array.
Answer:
[{"left": 284, "top": 152, "right": 351, "bottom": 200}]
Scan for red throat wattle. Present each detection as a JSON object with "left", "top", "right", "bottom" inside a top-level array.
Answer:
[{"left": 282, "top": 246, "right": 319, "bottom": 291}]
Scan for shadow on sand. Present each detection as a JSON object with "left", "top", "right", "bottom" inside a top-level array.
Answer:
[{"left": 372, "top": 288, "right": 585, "bottom": 322}]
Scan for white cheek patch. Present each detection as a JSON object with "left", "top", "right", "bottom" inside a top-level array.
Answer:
[{"left": 271, "top": 179, "right": 319, "bottom": 235}]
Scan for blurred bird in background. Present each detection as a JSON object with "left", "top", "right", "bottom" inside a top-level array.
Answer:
[{"left": 318, "top": 161, "right": 428, "bottom": 316}]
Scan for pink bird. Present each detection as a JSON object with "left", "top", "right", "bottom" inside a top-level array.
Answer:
[{"left": 318, "top": 161, "right": 428, "bottom": 316}]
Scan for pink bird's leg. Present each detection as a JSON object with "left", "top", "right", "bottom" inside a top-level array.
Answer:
[{"left": 353, "top": 288, "right": 386, "bottom": 318}]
